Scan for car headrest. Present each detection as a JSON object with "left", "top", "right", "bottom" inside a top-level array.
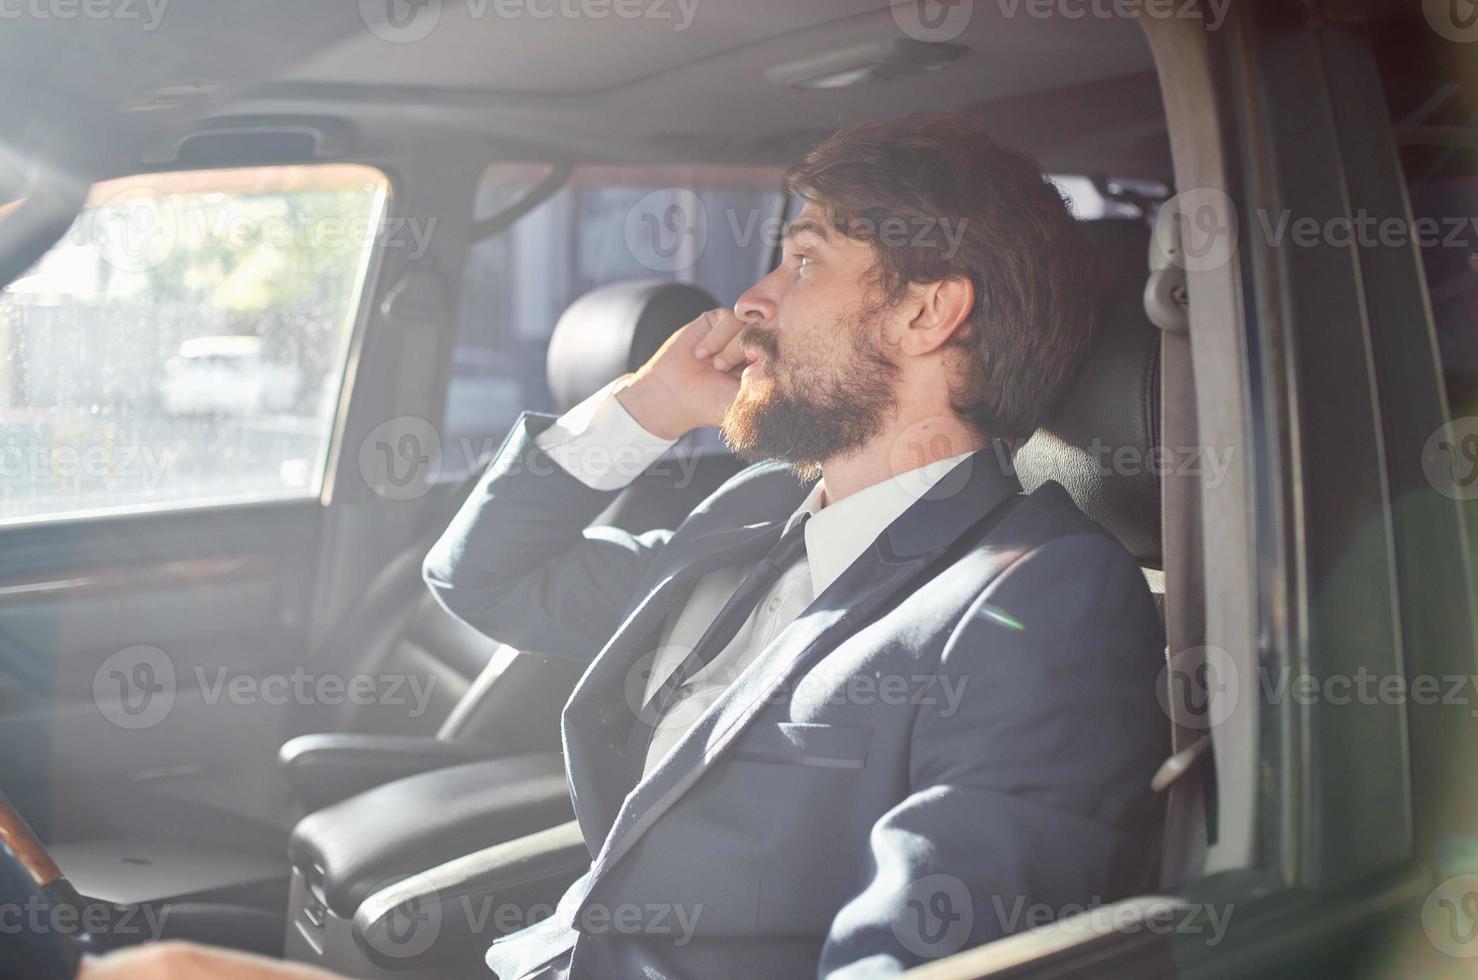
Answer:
[
  {"left": 1014, "top": 218, "right": 1162, "bottom": 565},
  {"left": 546, "top": 279, "right": 719, "bottom": 412}
]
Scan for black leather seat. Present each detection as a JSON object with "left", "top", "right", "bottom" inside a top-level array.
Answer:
[
  {"left": 1016, "top": 217, "right": 1163, "bottom": 597},
  {"left": 1017, "top": 215, "right": 1170, "bottom": 893},
  {"left": 279, "top": 279, "right": 743, "bottom": 811}
]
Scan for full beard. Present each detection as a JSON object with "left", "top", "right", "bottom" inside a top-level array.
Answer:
[{"left": 720, "top": 306, "right": 899, "bottom": 481}]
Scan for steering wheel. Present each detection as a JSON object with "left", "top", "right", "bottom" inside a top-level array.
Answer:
[{"left": 0, "top": 790, "right": 89, "bottom": 979}]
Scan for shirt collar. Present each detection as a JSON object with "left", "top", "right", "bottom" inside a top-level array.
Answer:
[{"left": 781, "top": 451, "right": 976, "bottom": 597}]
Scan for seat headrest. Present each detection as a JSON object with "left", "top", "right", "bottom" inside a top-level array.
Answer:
[
  {"left": 1014, "top": 219, "right": 1162, "bottom": 564},
  {"left": 546, "top": 279, "right": 719, "bottom": 412}
]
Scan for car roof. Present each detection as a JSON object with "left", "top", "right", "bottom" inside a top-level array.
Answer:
[{"left": 0, "top": 0, "right": 1169, "bottom": 188}]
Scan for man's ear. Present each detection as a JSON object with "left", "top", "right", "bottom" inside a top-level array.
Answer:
[{"left": 898, "top": 276, "right": 975, "bottom": 356}]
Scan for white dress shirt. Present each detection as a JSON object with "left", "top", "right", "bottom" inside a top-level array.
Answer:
[{"left": 536, "top": 379, "right": 973, "bottom": 780}]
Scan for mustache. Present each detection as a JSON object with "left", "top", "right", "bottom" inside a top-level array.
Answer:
[{"left": 737, "top": 323, "right": 780, "bottom": 361}]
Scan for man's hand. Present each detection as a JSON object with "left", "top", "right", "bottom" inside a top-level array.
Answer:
[
  {"left": 615, "top": 309, "right": 749, "bottom": 439},
  {"left": 78, "top": 942, "right": 349, "bottom": 980}
]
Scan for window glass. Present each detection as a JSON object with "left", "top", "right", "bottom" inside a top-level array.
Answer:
[
  {"left": 1373, "top": 39, "right": 1476, "bottom": 422},
  {"left": 0, "top": 164, "right": 389, "bottom": 523},
  {"left": 444, "top": 163, "right": 785, "bottom": 474},
  {"left": 1049, "top": 175, "right": 1156, "bottom": 220}
]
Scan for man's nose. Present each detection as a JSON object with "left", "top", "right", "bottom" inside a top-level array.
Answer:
[{"left": 734, "top": 278, "right": 778, "bottom": 324}]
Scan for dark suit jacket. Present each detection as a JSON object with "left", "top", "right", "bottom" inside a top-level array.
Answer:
[{"left": 423, "top": 413, "right": 1168, "bottom": 979}]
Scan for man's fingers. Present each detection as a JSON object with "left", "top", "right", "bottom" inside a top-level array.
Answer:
[
  {"left": 711, "top": 327, "right": 748, "bottom": 372},
  {"left": 692, "top": 309, "right": 744, "bottom": 362}
]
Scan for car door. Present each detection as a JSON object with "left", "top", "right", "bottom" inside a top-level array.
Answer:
[
  {"left": 0, "top": 162, "right": 392, "bottom": 855},
  {"left": 900, "top": 3, "right": 1477, "bottom": 978}
]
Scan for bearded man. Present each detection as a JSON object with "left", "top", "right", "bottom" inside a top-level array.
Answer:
[
  {"left": 74, "top": 109, "right": 1168, "bottom": 980},
  {"left": 409, "top": 111, "right": 1169, "bottom": 980}
]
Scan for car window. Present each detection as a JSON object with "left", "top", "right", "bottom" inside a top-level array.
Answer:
[
  {"left": 442, "top": 162, "right": 786, "bottom": 475},
  {"left": 1372, "top": 55, "right": 1477, "bottom": 422},
  {"left": 0, "top": 164, "right": 389, "bottom": 524}
]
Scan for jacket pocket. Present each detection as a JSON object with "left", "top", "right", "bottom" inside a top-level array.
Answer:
[{"left": 729, "top": 721, "right": 873, "bottom": 770}]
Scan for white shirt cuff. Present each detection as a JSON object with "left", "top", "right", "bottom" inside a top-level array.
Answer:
[{"left": 533, "top": 377, "right": 678, "bottom": 491}]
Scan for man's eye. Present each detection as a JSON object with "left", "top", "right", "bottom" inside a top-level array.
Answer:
[{"left": 795, "top": 253, "right": 813, "bottom": 270}]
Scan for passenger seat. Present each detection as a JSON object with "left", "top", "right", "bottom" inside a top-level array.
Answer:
[{"left": 278, "top": 279, "right": 744, "bottom": 811}]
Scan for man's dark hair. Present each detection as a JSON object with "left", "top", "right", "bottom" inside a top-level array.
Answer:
[{"left": 785, "top": 111, "right": 1098, "bottom": 441}]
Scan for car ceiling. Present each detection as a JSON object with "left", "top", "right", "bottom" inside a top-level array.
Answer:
[{"left": 0, "top": 0, "right": 1168, "bottom": 192}]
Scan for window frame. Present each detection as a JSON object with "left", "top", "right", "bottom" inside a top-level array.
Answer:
[{"left": 0, "top": 161, "right": 394, "bottom": 529}]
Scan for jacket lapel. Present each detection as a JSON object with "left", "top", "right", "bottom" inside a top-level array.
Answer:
[
  {"left": 560, "top": 517, "right": 793, "bottom": 850},
  {"left": 580, "top": 447, "right": 1022, "bottom": 892}
]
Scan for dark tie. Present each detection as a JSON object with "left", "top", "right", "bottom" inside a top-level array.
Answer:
[{"left": 624, "top": 513, "right": 812, "bottom": 783}]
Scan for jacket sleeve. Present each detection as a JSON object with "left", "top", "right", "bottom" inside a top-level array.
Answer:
[
  {"left": 422, "top": 411, "right": 672, "bottom": 662},
  {"left": 817, "top": 532, "right": 1169, "bottom": 978}
]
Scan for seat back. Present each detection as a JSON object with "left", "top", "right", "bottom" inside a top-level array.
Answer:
[
  {"left": 311, "top": 280, "right": 740, "bottom": 743},
  {"left": 1014, "top": 217, "right": 1170, "bottom": 893},
  {"left": 1015, "top": 218, "right": 1162, "bottom": 571}
]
